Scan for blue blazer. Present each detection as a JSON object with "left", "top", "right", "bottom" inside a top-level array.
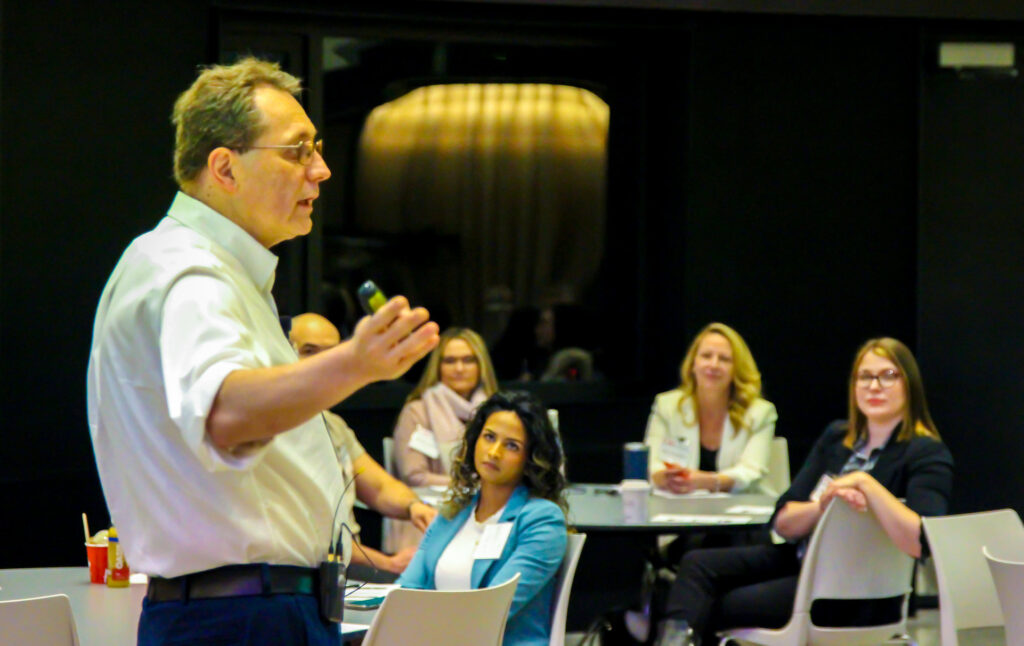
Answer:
[{"left": 397, "top": 485, "right": 568, "bottom": 646}]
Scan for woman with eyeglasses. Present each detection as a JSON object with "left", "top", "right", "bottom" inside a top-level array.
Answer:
[
  {"left": 397, "top": 390, "right": 568, "bottom": 646},
  {"left": 394, "top": 327, "right": 499, "bottom": 488},
  {"left": 651, "top": 338, "right": 953, "bottom": 646}
]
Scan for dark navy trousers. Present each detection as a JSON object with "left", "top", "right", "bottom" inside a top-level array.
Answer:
[{"left": 138, "top": 594, "right": 341, "bottom": 646}]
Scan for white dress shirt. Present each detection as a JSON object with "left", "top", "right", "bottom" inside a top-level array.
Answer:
[{"left": 87, "top": 191, "right": 345, "bottom": 578}]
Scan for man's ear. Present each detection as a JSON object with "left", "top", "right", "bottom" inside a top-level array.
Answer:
[{"left": 207, "top": 147, "right": 239, "bottom": 192}]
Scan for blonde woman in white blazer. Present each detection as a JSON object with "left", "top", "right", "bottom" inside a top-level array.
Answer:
[{"left": 644, "top": 322, "right": 778, "bottom": 495}]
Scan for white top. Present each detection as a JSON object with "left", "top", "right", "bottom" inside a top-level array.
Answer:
[
  {"left": 643, "top": 390, "right": 778, "bottom": 493},
  {"left": 434, "top": 503, "right": 506, "bottom": 590},
  {"left": 87, "top": 191, "right": 346, "bottom": 578}
]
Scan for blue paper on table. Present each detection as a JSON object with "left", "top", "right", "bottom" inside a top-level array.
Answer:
[
  {"left": 345, "top": 596, "right": 385, "bottom": 609},
  {"left": 344, "top": 583, "right": 398, "bottom": 609}
]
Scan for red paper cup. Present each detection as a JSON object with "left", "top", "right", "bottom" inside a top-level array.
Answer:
[{"left": 85, "top": 542, "right": 108, "bottom": 584}]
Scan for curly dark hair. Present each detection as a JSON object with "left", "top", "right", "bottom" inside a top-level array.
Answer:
[{"left": 440, "top": 390, "right": 568, "bottom": 520}]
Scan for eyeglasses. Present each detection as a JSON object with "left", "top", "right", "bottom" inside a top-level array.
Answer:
[
  {"left": 441, "top": 356, "right": 479, "bottom": 366},
  {"left": 856, "top": 369, "right": 901, "bottom": 389},
  {"left": 244, "top": 139, "right": 323, "bottom": 165}
]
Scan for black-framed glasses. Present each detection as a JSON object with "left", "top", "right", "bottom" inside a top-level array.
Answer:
[
  {"left": 856, "top": 369, "right": 901, "bottom": 389},
  {"left": 245, "top": 139, "right": 323, "bottom": 165}
]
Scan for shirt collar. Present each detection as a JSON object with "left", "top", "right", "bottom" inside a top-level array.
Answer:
[
  {"left": 167, "top": 191, "right": 278, "bottom": 293},
  {"left": 851, "top": 422, "right": 899, "bottom": 458}
]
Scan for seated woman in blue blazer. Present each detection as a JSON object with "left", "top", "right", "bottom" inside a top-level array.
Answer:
[
  {"left": 397, "top": 390, "right": 569, "bottom": 646},
  {"left": 654, "top": 338, "right": 953, "bottom": 646}
]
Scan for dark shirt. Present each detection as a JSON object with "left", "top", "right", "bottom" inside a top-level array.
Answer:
[
  {"left": 699, "top": 445, "right": 718, "bottom": 473},
  {"left": 772, "top": 420, "right": 954, "bottom": 553}
]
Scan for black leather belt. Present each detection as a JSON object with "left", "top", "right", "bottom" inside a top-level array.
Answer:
[{"left": 146, "top": 564, "right": 318, "bottom": 603}]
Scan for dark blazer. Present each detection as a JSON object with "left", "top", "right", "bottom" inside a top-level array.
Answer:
[{"left": 773, "top": 421, "right": 954, "bottom": 550}]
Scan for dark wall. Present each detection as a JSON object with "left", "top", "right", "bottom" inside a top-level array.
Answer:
[
  {"left": 0, "top": 0, "right": 212, "bottom": 564},
  {"left": 675, "top": 19, "right": 919, "bottom": 467},
  {"left": 2, "top": 3, "right": 1023, "bottom": 569},
  {"left": 918, "top": 34, "right": 1024, "bottom": 514}
]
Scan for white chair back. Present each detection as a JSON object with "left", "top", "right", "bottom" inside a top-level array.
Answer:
[
  {"left": 549, "top": 533, "right": 587, "bottom": 646},
  {"left": 764, "top": 436, "right": 791, "bottom": 496},
  {"left": 381, "top": 437, "right": 397, "bottom": 552},
  {"left": 983, "top": 545, "right": 1024, "bottom": 646},
  {"left": 720, "top": 499, "right": 914, "bottom": 646},
  {"left": 361, "top": 572, "right": 519, "bottom": 646},
  {"left": 0, "top": 594, "right": 80, "bottom": 646},
  {"left": 922, "top": 509, "right": 1024, "bottom": 646},
  {"left": 382, "top": 437, "right": 396, "bottom": 475}
]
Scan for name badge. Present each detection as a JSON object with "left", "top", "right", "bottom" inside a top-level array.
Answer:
[
  {"left": 660, "top": 437, "right": 691, "bottom": 468},
  {"left": 474, "top": 523, "right": 513, "bottom": 560},
  {"left": 408, "top": 425, "right": 441, "bottom": 459},
  {"left": 810, "top": 474, "right": 835, "bottom": 502}
]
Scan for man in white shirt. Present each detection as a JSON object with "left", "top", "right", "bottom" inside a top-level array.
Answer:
[
  {"left": 288, "top": 312, "right": 437, "bottom": 575},
  {"left": 86, "top": 58, "right": 439, "bottom": 646}
]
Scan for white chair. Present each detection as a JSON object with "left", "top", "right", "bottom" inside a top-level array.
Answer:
[
  {"left": 361, "top": 572, "right": 519, "bottom": 646},
  {"left": 764, "top": 437, "right": 791, "bottom": 496},
  {"left": 718, "top": 500, "right": 915, "bottom": 646},
  {"left": 381, "top": 437, "right": 397, "bottom": 552},
  {"left": 550, "top": 533, "right": 587, "bottom": 646},
  {"left": 382, "top": 437, "right": 396, "bottom": 476},
  {"left": 983, "top": 545, "right": 1024, "bottom": 646},
  {"left": 922, "top": 509, "right": 1024, "bottom": 646},
  {"left": 0, "top": 594, "right": 80, "bottom": 646}
]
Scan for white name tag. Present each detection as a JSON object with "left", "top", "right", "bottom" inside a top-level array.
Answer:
[
  {"left": 408, "top": 426, "right": 440, "bottom": 459},
  {"left": 474, "top": 523, "right": 513, "bottom": 560},
  {"left": 810, "top": 474, "right": 834, "bottom": 503},
  {"left": 660, "top": 437, "right": 691, "bottom": 468}
]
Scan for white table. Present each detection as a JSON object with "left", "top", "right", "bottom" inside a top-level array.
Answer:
[
  {"left": 415, "top": 483, "right": 778, "bottom": 533},
  {"left": 0, "top": 567, "right": 145, "bottom": 646},
  {"left": 565, "top": 484, "right": 777, "bottom": 533},
  {"left": 0, "top": 567, "right": 376, "bottom": 645}
]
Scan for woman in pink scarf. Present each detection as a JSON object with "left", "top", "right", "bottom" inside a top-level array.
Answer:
[
  {"left": 389, "top": 328, "right": 499, "bottom": 550},
  {"left": 395, "top": 327, "right": 499, "bottom": 485}
]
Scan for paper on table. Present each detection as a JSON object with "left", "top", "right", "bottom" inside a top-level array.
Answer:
[
  {"left": 346, "top": 583, "right": 399, "bottom": 602},
  {"left": 651, "top": 489, "right": 731, "bottom": 499},
  {"left": 651, "top": 514, "right": 753, "bottom": 524},
  {"left": 725, "top": 505, "right": 776, "bottom": 515},
  {"left": 340, "top": 623, "right": 371, "bottom": 634}
]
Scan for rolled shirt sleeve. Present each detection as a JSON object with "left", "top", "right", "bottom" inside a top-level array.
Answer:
[{"left": 161, "top": 271, "right": 271, "bottom": 471}]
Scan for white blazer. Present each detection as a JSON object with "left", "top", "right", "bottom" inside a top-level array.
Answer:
[{"left": 643, "top": 390, "right": 777, "bottom": 493}]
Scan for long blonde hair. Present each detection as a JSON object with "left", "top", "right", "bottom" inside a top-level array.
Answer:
[
  {"left": 844, "top": 338, "right": 940, "bottom": 448},
  {"left": 678, "top": 322, "right": 762, "bottom": 434},
  {"left": 406, "top": 327, "right": 499, "bottom": 403}
]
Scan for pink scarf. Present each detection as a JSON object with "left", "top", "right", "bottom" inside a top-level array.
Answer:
[{"left": 421, "top": 382, "right": 487, "bottom": 444}]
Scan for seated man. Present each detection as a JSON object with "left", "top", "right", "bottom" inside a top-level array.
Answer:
[{"left": 290, "top": 312, "right": 437, "bottom": 575}]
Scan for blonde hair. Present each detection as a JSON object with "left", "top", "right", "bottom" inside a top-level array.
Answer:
[
  {"left": 678, "top": 322, "right": 762, "bottom": 435},
  {"left": 171, "top": 57, "right": 302, "bottom": 187},
  {"left": 406, "top": 327, "right": 498, "bottom": 402},
  {"left": 844, "top": 337, "right": 940, "bottom": 448}
]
